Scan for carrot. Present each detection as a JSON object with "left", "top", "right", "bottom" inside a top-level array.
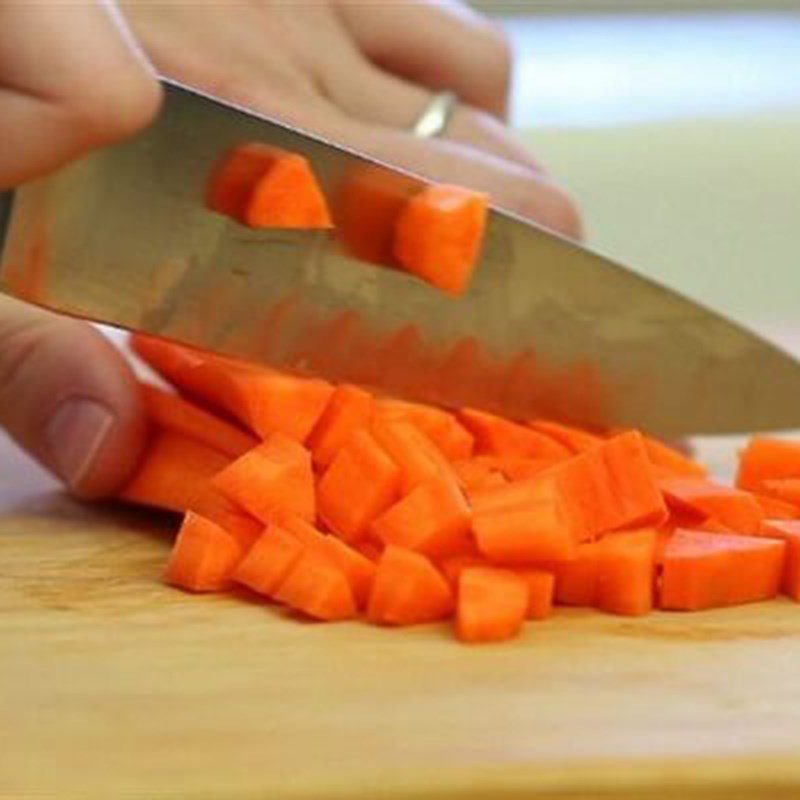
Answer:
[
  {"left": 119, "top": 430, "right": 231, "bottom": 513},
  {"left": 456, "top": 567, "right": 529, "bottom": 643},
  {"left": 188, "top": 485, "right": 263, "bottom": 552},
  {"left": 737, "top": 438, "right": 800, "bottom": 491},
  {"left": 306, "top": 384, "right": 374, "bottom": 468},
  {"left": 659, "top": 478, "right": 763, "bottom": 535},
  {"left": 497, "top": 458, "right": 558, "bottom": 482},
  {"left": 233, "top": 525, "right": 304, "bottom": 597},
  {"left": 660, "top": 529, "right": 785, "bottom": 611},
  {"left": 459, "top": 408, "right": 572, "bottom": 460},
  {"left": 274, "top": 550, "right": 356, "bottom": 621},
  {"left": 753, "top": 493, "right": 800, "bottom": 520},
  {"left": 371, "top": 478, "right": 472, "bottom": 559},
  {"left": 207, "top": 143, "right": 333, "bottom": 229},
  {"left": 165, "top": 512, "right": 245, "bottom": 592},
  {"left": 371, "top": 417, "right": 456, "bottom": 494},
  {"left": 212, "top": 433, "right": 315, "bottom": 525},
  {"left": 452, "top": 457, "right": 503, "bottom": 491},
  {"left": 141, "top": 384, "right": 258, "bottom": 459},
  {"left": 367, "top": 546, "right": 454, "bottom": 625},
  {"left": 438, "top": 554, "right": 486, "bottom": 590},
  {"left": 375, "top": 398, "right": 474, "bottom": 461},
  {"left": 758, "top": 520, "right": 800, "bottom": 601},
  {"left": 316, "top": 429, "right": 401, "bottom": 543},
  {"left": 527, "top": 420, "right": 603, "bottom": 454},
  {"left": 759, "top": 479, "right": 800, "bottom": 507},
  {"left": 516, "top": 569, "right": 555, "bottom": 620},
  {"left": 393, "top": 184, "right": 488, "bottom": 296},
  {"left": 641, "top": 435, "right": 707, "bottom": 478},
  {"left": 282, "top": 517, "right": 376, "bottom": 608}
]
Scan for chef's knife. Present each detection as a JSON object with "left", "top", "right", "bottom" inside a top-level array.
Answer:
[{"left": 1, "top": 80, "right": 799, "bottom": 437}]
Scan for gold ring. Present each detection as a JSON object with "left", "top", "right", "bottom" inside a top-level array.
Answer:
[{"left": 411, "top": 91, "right": 457, "bottom": 139}]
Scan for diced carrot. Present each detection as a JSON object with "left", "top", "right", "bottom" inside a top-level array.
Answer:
[
  {"left": 233, "top": 525, "right": 304, "bottom": 597},
  {"left": 119, "top": 430, "right": 231, "bottom": 513},
  {"left": 355, "top": 539, "right": 384, "bottom": 561},
  {"left": 595, "top": 530, "right": 656, "bottom": 616},
  {"left": 697, "top": 517, "right": 734, "bottom": 533},
  {"left": 758, "top": 520, "right": 800, "bottom": 601},
  {"left": 371, "top": 417, "right": 456, "bottom": 494},
  {"left": 376, "top": 398, "right": 474, "bottom": 461},
  {"left": 393, "top": 184, "right": 488, "bottom": 296},
  {"left": 212, "top": 433, "right": 314, "bottom": 525},
  {"left": 660, "top": 529, "right": 785, "bottom": 611},
  {"left": 528, "top": 420, "right": 603, "bottom": 454},
  {"left": 554, "top": 541, "right": 603, "bottom": 606},
  {"left": 641, "top": 435, "right": 707, "bottom": 478},
  {"left": 165, "top": 512, "right": 245, "bottom": 592},
  {"left": 306, "top": 385, "right": 374, "bottom": 467},
  {"left": 367, "top": 546, "right": 454, "bottom": 625},
  {"left": 654, "top": 527, "right": 673, "bottom": 567},
  {"left": 737, "top": 438, "right": 800, "bottom": 491},
  {"left": 274, "top": 550, "right": 356, "bottom": 621},
  {"left": 464, "top": 472, "right": 509, "bottom": 498},
  {"left": 459, "top": 408, "right": 572, "bottom": 460},
  {"left": 497, "top": 458, "right": 558, "bottom": 482},
  {"left": 760, "top": 479, "right": 800, "bottom": 507},
  {"left": 452, "top": 457, "right": 502, "bottom": 491},
  {"left": 207, "top": 143, "right": 333, "bottom": 228},
  {"left": 456, "top": 567, "right": 529, "bottom": 643},
  {"left": 754, "top": 493, "right": 800, "bottom": 520},
  {"left": 141, "top": 384, "right": 258, "bottom": 459},
  {"left": 659, "top": 478, "right": 763, "bottom": 535},
  {"left": 317, "top": 430, "right": 401, "bottom": 543},
  {"left": 282, "top": 517, "right": 376, "bottom": 608},
  {"left": 438, "top": 555, "right": 486, "bottom": 589},
  {"left": 516, "top": 569, "right": 555, "bottom": 620},
  {"left": 188, "top": 485, "right": 263, "bottom": 551},
  {"left": 469, "top": 477, "right": 554, "bottom": 516},
  {"left": 371, "top": 478, "right": 472, "bottom": 558}
]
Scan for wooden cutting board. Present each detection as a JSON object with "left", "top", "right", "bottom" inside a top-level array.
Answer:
[{"left": 2, "top": 438, "right": 800, "bottom": 800}]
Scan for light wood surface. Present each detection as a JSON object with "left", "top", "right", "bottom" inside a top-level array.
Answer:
[{"left": 2, "top": 436, "right": 800, "bottom": 800}]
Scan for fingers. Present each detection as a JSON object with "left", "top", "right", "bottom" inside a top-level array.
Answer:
[
  {"left": 0, "top": 298, "right": 146, "bottom": 498},
  {"left": 335, "top": 0, "right": 512, "bottom": 119},
  {"left": 0, "top": 1, "right": 161, "bottom": 189}
]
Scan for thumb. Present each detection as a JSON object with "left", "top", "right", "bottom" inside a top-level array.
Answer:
[{"left": 0, "top": 297, "right": 146, "bottom": 498}]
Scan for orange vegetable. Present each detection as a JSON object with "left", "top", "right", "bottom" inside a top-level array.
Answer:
[
  {"left": 120, "top": 430, "right": 231, "bottom": 513},
  {"left": 207, "top": 143, "right": 333, "bottom": 229},
  {"left": 753, "top": 493, "right": 800, "bottom": 520},
  {"left": 371, "top": 478, "right": 472, "bottom": 558},
  {"left": 456, "top": 567, "right": 529, "bottom": 643},
  {"left": 165, "top": 512, "right": 245, "bottom": 592},
  {"left": 528, "top": 420, "right": 603, "bottom": 454},
  {"left": 659, "top": 478, "right": 763, "bottom": 535},
  {"left": 438, "top": 554, "right": 486, "bottom": 589},
  {"left": 516, "top": 569, "right": 555, "bottom": 620},
  {"left": 459, "top": 408, "right": 572, "bottom": 460},
  {"left": 641, "top": 435, "right": 707, "bottom": 478},
  {"left": 188, "top": 485, "right": 263, "bottom": 552},
  {"left": 274, "top": 550, "right": 356, "bottom": 621},
  {"left": 660, "top": 529, "right": 785, "bottom": 611},
  {"left": 452, "top": 457, "right": 503, "bottom": 491},
  {"left": 317, "top": 430, "right": 401, "bottom": 542},
  {"left": 306, "top": 384, "right": 374, "bottom": 467},
  {"left": 759, "top": 479, "right": 800, "bottom": 507},
  {"left": 758, "top": 520, "right": 800, "bottom": 601},
  {"left": 737, "top": 438, "right": 800, "bottom": 491},
  {"left": 213, "top": 433, "right": 315, "bottom": 525},
  {"left": 233, "top": 525, "right": 304, "bottom": 597},
  {"left": 141, "top": 384, "right": 257, "bottom": 459},
  {"left": 393, "top": 184, "right": 488, "bottom": 296},
  {"left": 367, "top": 546, "right": 454, "bottom": 625}
]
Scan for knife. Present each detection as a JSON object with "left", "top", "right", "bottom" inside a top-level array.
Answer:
[{"left": 1, "top": 79, "right": 799, "bottom": 437}]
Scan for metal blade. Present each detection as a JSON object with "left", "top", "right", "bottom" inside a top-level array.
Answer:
[{"left": 2, "top": 80, "right": 800, "bottom": 437}]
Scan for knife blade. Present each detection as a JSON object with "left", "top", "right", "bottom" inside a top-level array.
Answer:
[{"left": 1, "top": 79, "right": 799, "bottom": 437}]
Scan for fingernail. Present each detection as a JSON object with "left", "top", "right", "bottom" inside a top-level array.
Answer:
[{"left": 45, "top": 398, "right": 115, "bottom": 489}]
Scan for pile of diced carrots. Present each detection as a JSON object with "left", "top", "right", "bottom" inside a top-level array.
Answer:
[{"left": 121, "top": 334, "right": 800, "bottom": 644}]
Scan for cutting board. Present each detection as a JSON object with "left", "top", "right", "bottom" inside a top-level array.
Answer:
[{"left": 3, "top": 437, "right": 800, "bottom": 800}]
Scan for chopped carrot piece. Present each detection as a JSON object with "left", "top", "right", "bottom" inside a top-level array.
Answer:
[
  {"left": 758, "top": 520, "right": 800, "bottom": 601},
  {"left": 355, "top": 540, "right": 384, "bottom": 561},
  {"left": 660, "top": 529, "right": 785, "bottom": 611},
  {"left": 119, "top": 430, "right": 231, "bottom": 513},
  {"left": 516, "top": 569, "right": 555, "bottom": 620},
  {"left": 438, "top": 554, "right": 486, "bottom": 590},
  {"left": 393, "top": 184, "right": 488, "bottom": 296},
  {"left": 554, "top": 541, "right": 603, "bottom": 606},
  {"left": 317, "top": 430, "right": 401, "bottom": 543},
  {"left": 274, "top": 550, "right": 356, "bottom": 621},
  {"left": 459, "top": 408, "right": 572, "bottom": 460},
  {"left": 760, "top": 479, "right": 800, "bottom": 507},
  {"left": 595, "top": 530, "right": 656, "bottom": 616},
  {"left": 371, "top": 478, "right": 472, "bottom": 558},
  {"left": 233, "top": 525, "right": 304, "bottom": 597},
  {"left": 282, "top": 517, "right": 376, "bottom": 608},
  {"left": 456, "top": 567, "right": 529, "bottom": 643},
  {"left": 754, "top": 493, "right": 800, "bottom": 520},
  {"left": 212, "top": 433, "right": 315, "bottom": 525},
  {"left": 737, "top": 438, "right": 800, "bottom": 491},
  {"left": 141, "top": 383, "right": 258, "bottom": 459},
  {"left": 376, "top": 398, "right": 474, "bottom": 461},
  {"left": 659, "top": 478, "right": 763, "bottom": 535},
  {"left": 306, "top": 384, "right": 374, "bottom": 467},
  {"left": 469, "top": 477, "right": 555, "bottom": 516},
  {"left": 367, "top": 546, "right": 454, "bottom": 625},
  {"left": 452, "top": 456, "right": 503, "bottom": 491},
  {"left": 528, "top": 420, "right": 603, "bottom": 454},
  {"left": 641, "top": 435, "right": 707, "bottom": 478},
  {"left": 188, "top": 485, "right": 263, "bottom": 552},
  {"left": 207, "top": 143, "right": 333, "bottom": 228},
  {"left": 165, "top": 512, "right": 245, "bottom": 592},
  {"left": 497, "top": 457, "right": 558, "bottom": 482},
  {"left": 371, "top": 417, "right": 456, "bottom": 494}
]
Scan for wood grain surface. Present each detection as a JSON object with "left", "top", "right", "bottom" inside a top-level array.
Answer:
[{"left": 2, "top": 435, "right": 800, "bottom": 799}]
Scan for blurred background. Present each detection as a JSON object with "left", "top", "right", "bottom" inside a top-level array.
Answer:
[{"left": 476, "top": 1, "right": 800, "bottom": 345}]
